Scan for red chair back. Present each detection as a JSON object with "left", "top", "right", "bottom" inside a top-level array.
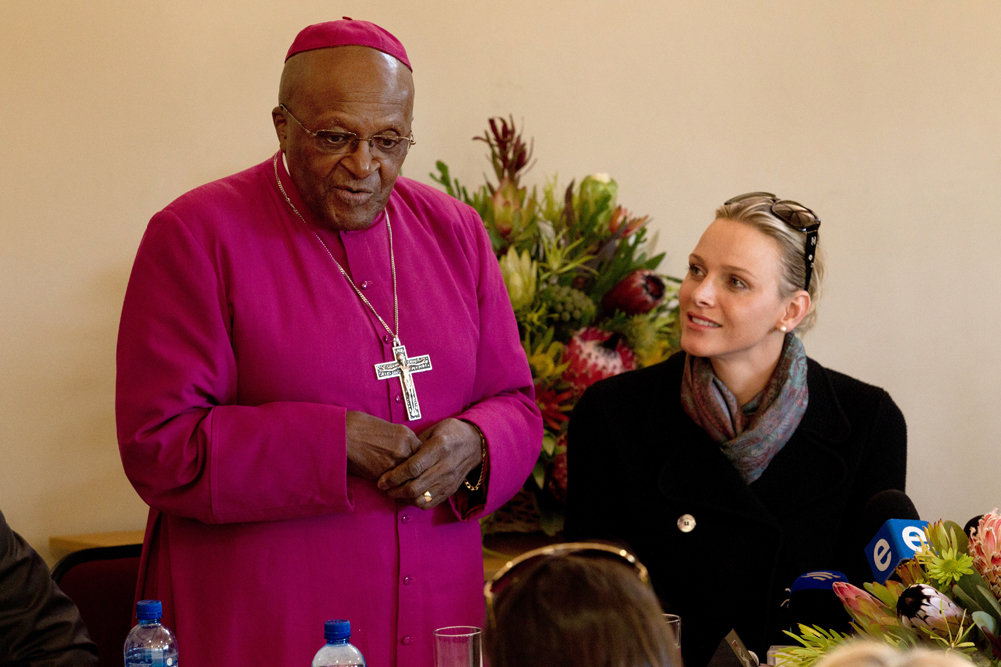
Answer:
[{"left": 51, "top": 545, "right": 142, "bottom": 667}]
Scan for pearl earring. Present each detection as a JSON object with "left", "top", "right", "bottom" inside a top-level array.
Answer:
[{"left": 780, "top": 326, "right": 787, "bottom": 333}]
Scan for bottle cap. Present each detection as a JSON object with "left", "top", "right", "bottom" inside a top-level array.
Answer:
[
  {"left": 324, "top": 619, "right": 351, "bottom": 641},
  {"left": 136, "top": 599, "right": 163, "bottom": 621}
]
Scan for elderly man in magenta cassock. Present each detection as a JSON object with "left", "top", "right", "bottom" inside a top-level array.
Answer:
[{"left": 116, "top": 19, "right": 542, "bottom": 667}]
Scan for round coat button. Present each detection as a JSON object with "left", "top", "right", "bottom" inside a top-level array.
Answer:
[
  {"left": 360, "top": 280, "right": 371, "bottom": 290},
  {"left": 383, "top": 334, "right": 393, "bottom": 343},
  {"left": 403, "top": 576, "right": 413, "bottom": 585},
  {"left": 401, "top": 515, "right": 410, "bottom": 524},
  {"left": 401, "top": 636, "right": 412, "bottom": 645},
  {"left": 677, "top": 514, "right": 696, "bottom": 533}
]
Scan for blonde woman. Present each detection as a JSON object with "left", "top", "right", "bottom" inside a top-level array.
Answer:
[{"left": 565, "top": 193, "right": 907, "bottom": 667}]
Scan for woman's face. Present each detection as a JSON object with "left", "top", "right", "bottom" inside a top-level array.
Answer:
[{"left": 679, "top": 217, "right": 794, "bottom": 364}]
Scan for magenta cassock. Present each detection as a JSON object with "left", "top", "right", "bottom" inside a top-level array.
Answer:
[{"left": 116, "top": 153, "right": 542, "bottom": 667}]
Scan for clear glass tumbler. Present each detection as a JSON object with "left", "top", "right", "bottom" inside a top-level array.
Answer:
[{"left": 433, "top": 626, "right": 482, "bottom": 667}]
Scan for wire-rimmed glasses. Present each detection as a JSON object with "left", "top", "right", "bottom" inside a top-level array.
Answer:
[{"left": 280, "top": 103, "right": 415, "bottom": 159}]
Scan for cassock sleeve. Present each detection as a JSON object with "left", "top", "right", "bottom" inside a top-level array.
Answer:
[
  {"left": 446, "top": 200, "right": 543, "bottom": 519},
  {"left": 117, "top": 211, "right": 353, "bottom": 524}
]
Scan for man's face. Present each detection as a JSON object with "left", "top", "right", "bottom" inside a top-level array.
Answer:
[{"left": 273, "top": 46, "right": 414, "bottom": 231}]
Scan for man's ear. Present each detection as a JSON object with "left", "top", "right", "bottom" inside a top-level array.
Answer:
[{"left": 272, "top": 106, "right": 288, "bottom": 149}]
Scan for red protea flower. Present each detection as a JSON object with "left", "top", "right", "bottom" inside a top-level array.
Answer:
[
  {"left": 561, "top": 327, "right": 636, "bottom": 396},
  {"left": 970, "top": 509, "right": 1001, "bottom": 599},
  {"left": 602, "top": 269, "right": 667, "bottom": 315},
  {"left": 608, "top": 205, "right": 650, "bottom": 237},
  {"left": 546, "top": 433, "right": 568, "bottom": 503},
  {"left": 535, "top": 383, "right": 574, "bottom": 432}
]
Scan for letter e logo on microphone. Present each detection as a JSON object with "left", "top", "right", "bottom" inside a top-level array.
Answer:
[
  {"left": 902, "top": 526, "right": 927, "bottom": 552},
  {"left": 865, "top": 519, "right": 929, "bottom": 583},
  {"left": 873, "top": 539, "right": 892, "bottom": 572}
]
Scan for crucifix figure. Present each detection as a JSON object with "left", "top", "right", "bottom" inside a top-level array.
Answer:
[{"left": 374, "top": 340, "right": 432, "bottom": 421}]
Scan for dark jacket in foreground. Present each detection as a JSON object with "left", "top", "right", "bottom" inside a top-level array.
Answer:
[
  {"left": 0, "top": 510, "right": 98, "bottom": 666},
  {"left": 564, "top": 352, "right": 907, "bottom": 667}
]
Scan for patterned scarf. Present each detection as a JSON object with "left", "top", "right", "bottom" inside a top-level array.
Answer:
[{"left": 680, "top": 333, "right": 809, "bottom": 484}]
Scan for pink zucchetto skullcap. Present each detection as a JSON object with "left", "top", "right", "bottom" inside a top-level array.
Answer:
[{"left": 285, "top": 17, "right": 412, "bottom": 71}]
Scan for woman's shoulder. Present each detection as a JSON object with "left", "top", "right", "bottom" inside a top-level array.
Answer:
[
  {"left": 808, "top": 357, "right": 893, "bottom": 402},
  {"left": 806, "top": 357, "right": 904, "bottom": 428}
]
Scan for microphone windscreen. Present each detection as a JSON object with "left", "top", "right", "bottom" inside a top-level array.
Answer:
[
  {"left": 789, "top": 571, "right": 851, "bottom": 634},
  {"left": 863, "top": 490, "right": 919, "bottom": 537},
  {"left": 964, "top": 515, "right": 984, "bottom": 537}
]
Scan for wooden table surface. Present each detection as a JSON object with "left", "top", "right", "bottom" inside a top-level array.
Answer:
[{"left": 51, "top": 529, "right": 562, "bottom": 580}]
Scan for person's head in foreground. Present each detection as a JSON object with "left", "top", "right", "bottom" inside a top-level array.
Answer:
[
  {"left": 812, "top": 641, "right": 975, "bottom": 667},
  {"left": 484, "top": 542, "right": 681, "bottom": 667}
]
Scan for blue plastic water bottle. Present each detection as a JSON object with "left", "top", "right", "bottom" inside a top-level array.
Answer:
[
  {"left": 124, "top": 600, "right": 179, "bottom": 667},
  {"left": 311, "top": 619, "right": 365, "bottom": 666}
]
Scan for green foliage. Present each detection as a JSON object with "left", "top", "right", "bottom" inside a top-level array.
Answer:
[
  {"left": 433, "top": 116, "right": 681, "bottom": 531},
  {"left": 779, "top": 626, "right": 854, "bottom": 667}
]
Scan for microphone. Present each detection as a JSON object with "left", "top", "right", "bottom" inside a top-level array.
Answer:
[
  {"left": 964, "top": 515, "right": 984, "bottom": 538},
  {"left": 863, "top": 490, "right": 928, "bottom": 583},
  {"left": 788, "top": 571, "right": 852, "bottom": 633},
  {"left": 707, "top": 629, "right": 758, "bottom": 667}
]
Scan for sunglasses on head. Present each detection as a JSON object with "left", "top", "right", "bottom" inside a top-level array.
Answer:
[
  {"left": 483, "top": 542, "right": 651, "bottom": 630},
  {"left": 723, "top": 192, "right": 821, "bottom": 291}
]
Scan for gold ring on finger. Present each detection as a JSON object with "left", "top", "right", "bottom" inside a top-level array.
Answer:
[{"left": 423, "top": 490, "right": 433, "bottom": 503}]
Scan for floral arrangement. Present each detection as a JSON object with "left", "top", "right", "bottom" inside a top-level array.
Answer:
[
  {"left": 782, "top": 511, "right": 1001, "bottom": 667},
  {"left": 431, "top": 117, "right": 681, "bottom": 534}
]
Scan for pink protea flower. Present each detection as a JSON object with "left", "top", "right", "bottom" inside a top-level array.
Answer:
[
  {"left": 561, "top": 328, "right": 636, "bottom": 396},
  {"left": 601, "top": 270, "right": 667, "bottom": 316},
  {"left": 969, "top": 509, "right": 1001, "bottom": 599},
  {"left": 833, "top": 582, "right": 900, "bottom": 635},
  {"left": 895, "top": 583, "right": 965, "bottom": 638}
]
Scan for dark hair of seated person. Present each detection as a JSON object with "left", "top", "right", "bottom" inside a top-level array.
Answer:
[{"left": 485, "top": 551, "right": 681, "bottom": 667}]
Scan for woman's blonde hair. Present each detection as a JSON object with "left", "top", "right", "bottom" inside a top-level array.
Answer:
[
  {"left": 813, "top": 641, "right": 975, "bottom": 667},
  {"left": 715, "top": 196, "right": 824, "bottom": 333}
]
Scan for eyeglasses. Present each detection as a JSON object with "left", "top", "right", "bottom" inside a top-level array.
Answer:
[
  {"left": 483, "top": 542, "right": 650, "bottom": 629},
  {"left": 723, "top": 191, "right": 821, "bottom": 291},
  {"left": 280, "top": 104, "right": 416, "bottom": 159}
]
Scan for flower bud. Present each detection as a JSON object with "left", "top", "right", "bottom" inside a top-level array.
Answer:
[{"left": 602, "top": 270, "right": 666, "bottom": 315}]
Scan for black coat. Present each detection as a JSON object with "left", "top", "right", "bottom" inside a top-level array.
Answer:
[
  {"left": 564, "top": 352, "right": 907, "bottom": 667},
  {"left": 0, "top": 510, "right": 98, "bottom": 666}
]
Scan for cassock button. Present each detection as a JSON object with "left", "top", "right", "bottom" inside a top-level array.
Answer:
[
  {"left": 401, "top": 636, "right": 412, "bottom": 645},
  {"left": 395, "top": 394, "right": 402, "bottom": 404},
  {"left": 404, "top": 576, "right": 413, "bottom": 585},
  {"left": 677, "top": 514, "right": 696, "bottom": 533},
  {"left": 360, "top": 280, "right": 371, "bottom": 290},
  {"left": 401, "top": 515, "right": 410, "bottom": 524},
  {"left": 383, "top": 334, "right": 393, "bottom": 344}
]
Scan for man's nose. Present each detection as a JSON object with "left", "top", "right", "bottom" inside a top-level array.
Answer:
[{"left": 340, "top": 138, "right": 378, "bottom": 178}]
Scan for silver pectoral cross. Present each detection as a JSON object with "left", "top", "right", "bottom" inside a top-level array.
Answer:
[{"left": 374, "top": 340, "right": 432, "bottom": 421}]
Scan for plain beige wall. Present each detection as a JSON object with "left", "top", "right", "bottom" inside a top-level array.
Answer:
[{"left": 2, "top": 1, "right": 999, "bottom": 564}]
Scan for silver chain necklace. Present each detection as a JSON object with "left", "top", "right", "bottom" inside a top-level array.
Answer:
[{"left": 273, "top": 154, "right": 431, "bottom": 421}]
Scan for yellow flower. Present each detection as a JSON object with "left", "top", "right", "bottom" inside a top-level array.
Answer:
[{"left": 499, "top": 247, "right": 537, "bottom": 311}]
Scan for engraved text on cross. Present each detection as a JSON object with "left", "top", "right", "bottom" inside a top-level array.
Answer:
[{"left": 375, "top": 342, "right": 432, "bottom": 421}]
